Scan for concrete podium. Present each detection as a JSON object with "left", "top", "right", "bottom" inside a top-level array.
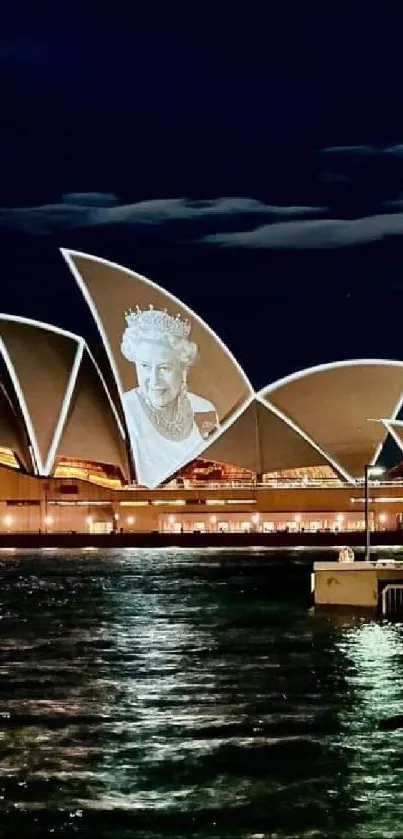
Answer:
[{"left": 313, "top": 561, "right": 403, "bottom": 608}]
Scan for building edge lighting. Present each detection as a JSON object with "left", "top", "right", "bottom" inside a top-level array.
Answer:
[
  {"left": 2, "top": 269, "right": 403, "bottom": 492},
  {"left": 259, "top": 357, "right": 403, "bottom": 394},
  {"left": 166, "top": 393, "right": 257, "bottom": 490},
  {"left": 255, "top": 394, "right": 356, "bottom": 485},
  {"left": 0, "top": 314, "right": 126, "bottom": 478},
  {"left": 0, "top": 314, "right": 86, "bottom": 474},
  {"left": 60, "top": 248, "right": 254, "bottom": 394},
  {"left": 371, "top": 380, "right": 403, "bottom": 465},
  {"left": 60, "top": 248, "right": 255, "bottom": 487},
  {"left": 0, "top": 332, "right": 43, "bottom": 474},
  {"left": 43, "top": 341, "right": 85, "bottom": 475},
  {"left": 259, "top": 358, "right": 403, "bottom": 481},
  {"left": 84, "top": 346, "right": 126, "bottom": 440},
  {"left": 382, "top": 418, "right": 403, "bottom": 461}
]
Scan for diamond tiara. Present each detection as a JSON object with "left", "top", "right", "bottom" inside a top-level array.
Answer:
[{"left": 125, "top": 304, "right": 191, "bottom": 339}]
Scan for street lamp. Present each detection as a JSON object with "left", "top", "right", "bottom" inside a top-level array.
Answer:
[{"left": 364, "top": 464, "right": 385, "bottom": 562}]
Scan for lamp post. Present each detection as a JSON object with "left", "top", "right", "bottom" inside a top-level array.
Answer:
[{"left": 364, "top": 464, "right": 385, "bottom": 562}]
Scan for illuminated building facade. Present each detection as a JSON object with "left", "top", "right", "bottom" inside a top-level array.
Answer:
[{"left": 0, "top": 250, "right": 403, "bottom": 534}]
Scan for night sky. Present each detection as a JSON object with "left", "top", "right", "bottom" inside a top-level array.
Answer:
[{"left": 2, "top": 5, "right": 403, "bottom": 389}]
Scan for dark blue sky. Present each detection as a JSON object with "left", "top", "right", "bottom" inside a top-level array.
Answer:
[{"left": 1, "top": 4, "right": 403, "bottom": 387}]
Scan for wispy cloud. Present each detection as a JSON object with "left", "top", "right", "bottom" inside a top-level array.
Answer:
[
  {"left": 61, "top": 192, "right": 119, "bottom": 206},
  {"left": 384, "top": 145, "right": 403, "bottom": 156},
  {"left": 321, "top": 143, "right": 403, "bottom": 159},
  {"left": 382, "top": 196, "right": 403, "bottom": 209},
  {"left": 321, "top": 145, "right": 380, "bottom": 156},
  {"left": 0, "top": 194, "right": 325, "bottom": 235},
  {"left": 202, "top": 213, "right": 403, "bottom": 249},
  {"left": 4, "top": 192, "right": 403, "bottom": 249}
]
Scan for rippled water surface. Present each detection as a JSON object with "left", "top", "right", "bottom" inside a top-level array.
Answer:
[{"left": 1, "top": 548, "right": 403, "bottom": 838}]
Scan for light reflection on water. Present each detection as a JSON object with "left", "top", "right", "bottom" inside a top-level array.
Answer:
[
  {"left": 335, "top": 618, "right": 403, "bottom": 838},
  {"left": 0, "top": 549, "right": 402, "bottom": 838}
]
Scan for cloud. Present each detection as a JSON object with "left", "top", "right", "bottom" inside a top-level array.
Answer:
[
  {"left": 5, "top": 193, "right": 403, "bottom": 249},
  {"left": 382, "top": 196, "right": 403, "bottom": 209},
  {"left": 0, "top": 195, "right": 325, "bottom": 235},
  {"left": 321, "top": 145, "right": 379, "bottom": 156},
  {"left": 61, "top": 192, "right": 119, "bottom": 206},
  {"left": 322, "top": 143, "right": 403, "bottom": 159},
  {"left": 384, "top": 145, "right": 403, "bottom": 156},
  {"left": 202, "top": 213, "right": 403, "bottom": 249}
]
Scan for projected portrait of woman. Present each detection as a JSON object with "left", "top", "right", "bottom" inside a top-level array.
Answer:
[{"left": 121, "top": 304, "right": 219, "bottom": 488}]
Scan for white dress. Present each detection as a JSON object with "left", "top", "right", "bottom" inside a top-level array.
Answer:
[{"left": 123, "top": 388, "right": 217, "bottom": 488}]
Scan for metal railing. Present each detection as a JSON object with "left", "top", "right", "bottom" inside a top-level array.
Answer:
[{"left": 381, "top": 584, "right": 403, "bottom": 617}]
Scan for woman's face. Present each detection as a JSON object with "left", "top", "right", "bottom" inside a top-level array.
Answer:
[{"left": 135, "top": 340, "right": 184, "bottom": 407}]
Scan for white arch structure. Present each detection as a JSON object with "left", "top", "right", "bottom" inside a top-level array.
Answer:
[
  {"left": 0, "top": 314, "right": 125, "bottom": 476},
  {"left": 259, "top": 359, "right": 403, "bottom": 484},
  {"left": 381, "top": 419, "right": 403, "bottom": 459},
  {"left": 2, "top": 258, "right": 403, "bottom": 486},
  {"left": 61, "top": 249, "right": 254, "bottom": 486}
]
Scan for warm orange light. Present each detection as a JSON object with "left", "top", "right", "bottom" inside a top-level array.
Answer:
[
  {"left": 0, "top": 448, "right": 19, "bottom": 470},
  {"left": 54, "top": 460, "right": 123, "bottom": 489}
]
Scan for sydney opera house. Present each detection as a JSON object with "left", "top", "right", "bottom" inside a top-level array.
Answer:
[{"left": 1, "top": 248, "right": 403, "bottom": 535}]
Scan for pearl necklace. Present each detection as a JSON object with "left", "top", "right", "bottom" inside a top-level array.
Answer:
[{"left": 138, "top": 389, "right": 194, "bottom": 441}]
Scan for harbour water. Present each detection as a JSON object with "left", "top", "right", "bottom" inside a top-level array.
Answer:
[{"left": 0, "top": 548, "right": 403, "bottom": 838}]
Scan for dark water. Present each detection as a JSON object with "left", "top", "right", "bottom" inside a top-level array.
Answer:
[{"left": 0, "top": 548, "right": 403, "bottom": 838}]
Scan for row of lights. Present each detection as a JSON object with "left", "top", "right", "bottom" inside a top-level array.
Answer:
[
  {"left": 287, "top": 512, "right": 388, "bottom": 525},
  {"left": 85, "top": 515, "right": 136, "bottom": 526},
  {"left": 1, "top": 514, "right": 138, "bottom": 527},
  {"left": 0, "top": 512, "right": 390, "bottom": 528},
  {"left": 168, "top": 512, "right": 261, "bottom": 525},
  {"left": 166, "top": 512, "right": 389, "bottom": 526},
  {"left": 83, "top": 513, "right": 391, "bottom": 529}
]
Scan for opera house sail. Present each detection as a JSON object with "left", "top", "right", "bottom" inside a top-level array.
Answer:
[
  {"left": 61, "top": 249, "right": 254, "bottom": 489},
  {"left": 0, "top": 248, "right": 401, "bottom": 535}
]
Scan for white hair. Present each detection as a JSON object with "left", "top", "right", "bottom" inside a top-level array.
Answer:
[{"left": 121, "top": 323, "right": 198, "bottom": 368}]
